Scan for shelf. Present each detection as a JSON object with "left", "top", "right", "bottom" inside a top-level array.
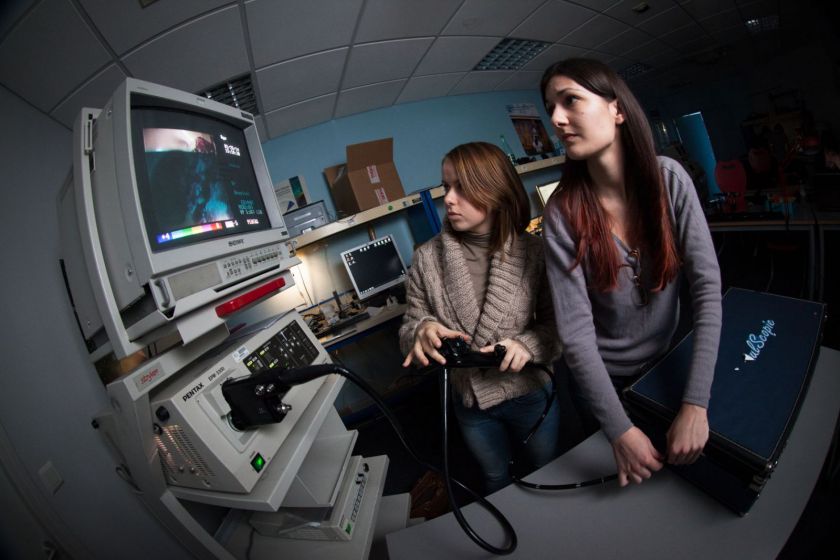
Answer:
[
  {"left": 514, "top": 154, "right": 565, "bottom": 174},
  {"left": 290, "top": 192, "right": 425, "bottom": 249}
]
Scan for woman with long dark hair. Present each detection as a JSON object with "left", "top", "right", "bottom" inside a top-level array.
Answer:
[
  {"left": 540, "top": 59, "right": 722, "bottom": 487},
  {"left": 400, "top": 142, "right": 560, "bottom": 493}
]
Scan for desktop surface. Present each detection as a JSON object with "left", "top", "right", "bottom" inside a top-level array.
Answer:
[{"left": 386, "top": 347, "right": 840, "bottom": 560}]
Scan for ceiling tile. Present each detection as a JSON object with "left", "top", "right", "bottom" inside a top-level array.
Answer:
[
  {"left": 594, "top": 27, "right": 651, "bottom": 56},
  {"left": 636, "top": 7, "right": 694, "bottom": 37},
  {"left": 246, "top": 0, "right": 363, "bottom": 67},
  {"left": 560, "top": 15, "right": 631, "bottom": 50},
  {"left": 414, "top": 36, "right": 500, "bottom": 76},
  {"left": 122, "top": 6, "right": 249, "bottom": 94},
  {"left": 355, "top": 0, "right": 462, "bottom": 43},
  {"left": 522, "top": 44, "right": 588, "bottom": 71},
  {"left": 566, "top": 0, "right": 622, "bottom": 11},
  {"left": 256, "top": 48, "right": 347, "bottom": 111},
  {"left": 254, "top": 114, "right": 269, "bottom": 142},
  {"left": 343, "top": 38, "right": 434, "bottom": 89},
  {"left": 605, "top": 0, "right": 680, "bottom": 26},
  {"left": 0, "top": 0, "right": 36, "bottom": 39},
  {"left": 335, "top": 79, "right": 406, "bottom": 118},
  {"left": 660, "top": 22, "right": 707, "bottom": 49},
  {"left": 680, "top": 0, "right": 737, "bottom": 20},
  {"left": 0, "top": 0, "right": 110, "bottom": 112},
  {"left": 78, "top": 0, "right": 229, "bottom": 55},
  {"left": 699, "top": 9, "right": 743, "bottom": 34},
  {"left": 739, "top": 0, "right": 779, "bottom": 20},
  {"left": 395, "top": 73, "right": 465, "bottom": 104},
  {"left": 450, "top": 71, "right": 513, "bottom": 95},
  {"left": 496, "top": 71, "right": 544, "bottom": 92},
  {"left": 645, "top": 49, "right": 681, "bottom": 68},
  {"left": 624, "top": 40, "right": 677, "bottom": 63},
  {"left": 264, "top": 94, "right": 336, "bottom": 138},
  {"left": 50, "top": 64, "right": 127, "bottom": 128},
  {"left": 512, "top": 1, "right": 597, "bottom": 42},
  {"left": 442, "top": 0, "right": 544, "bottom": 36}
]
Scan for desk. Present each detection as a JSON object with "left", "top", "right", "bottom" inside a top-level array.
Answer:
[
  {"left": 319, "top": 303, "right": 406, "bottom": 350},
  {"left": 707, "top": 207, "right": 816, "bottom": 299},
  {"left": 387, "top": 347, "right": 840, "bottom": 560}
]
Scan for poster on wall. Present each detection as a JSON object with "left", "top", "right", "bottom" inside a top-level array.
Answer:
[
  {"left": 273, "top": 175, "right": 310, "bottom": 214},
  {"left": 507, "top": 103, "right": 554, "bottom": 156}
]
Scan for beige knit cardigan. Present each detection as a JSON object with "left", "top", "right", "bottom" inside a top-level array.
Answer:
[{"left": 399, "top": 224, "right": 559, "bottom": 409}]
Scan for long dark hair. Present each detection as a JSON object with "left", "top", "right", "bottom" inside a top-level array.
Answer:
[
  {"left": 540, "top": 58, "right": 680, "bottom": 292},
  {"left": 443, "top": 142, "right": 530, "bottom": 255}
]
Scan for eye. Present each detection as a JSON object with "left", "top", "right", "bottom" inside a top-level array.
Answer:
[{"left": 564, "top": 95, "right": 579, "bottom": 107}]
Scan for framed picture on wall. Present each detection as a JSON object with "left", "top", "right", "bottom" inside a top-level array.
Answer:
[{"left": 507, "top": 103, "right": 554, "bottom": 156}]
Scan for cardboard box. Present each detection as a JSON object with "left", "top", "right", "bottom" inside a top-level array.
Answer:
[{"left": 324, "top": 138, "right": 405, "bottom": 216}]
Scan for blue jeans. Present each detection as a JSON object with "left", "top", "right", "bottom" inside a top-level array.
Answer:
[{"left": 453, "top": 384, "right": 560, "bottom": 493}]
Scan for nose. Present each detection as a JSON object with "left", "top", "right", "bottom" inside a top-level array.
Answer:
[
  {"left": 444, "top": 187, "right": 456, "bottom": 207},
  {"left": 550, "top": 105, "right": 568, "bottom": 129}
]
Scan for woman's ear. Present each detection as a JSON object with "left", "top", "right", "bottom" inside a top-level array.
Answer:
[{"left": 612, "top": 100, "right": 626, "bottom": 125}]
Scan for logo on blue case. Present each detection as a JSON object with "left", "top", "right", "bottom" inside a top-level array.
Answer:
[{"left": 743, "top": 319, "right": 776, "bottom": 362}]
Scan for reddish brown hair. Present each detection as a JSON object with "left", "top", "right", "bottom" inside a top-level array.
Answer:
[
  {"left": 540, "top": 58, "right": 680, "bottom": 292},
  {"left": 443, "top": 142, "right": 531, "bottom": 256}
]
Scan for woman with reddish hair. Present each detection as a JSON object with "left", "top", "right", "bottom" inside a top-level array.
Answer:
[
  {"left": 540, "top": 59, "right": 722, "bottom": 487},
  {"left": 400, "top": 141, "right": 560, "bottom": 493}
]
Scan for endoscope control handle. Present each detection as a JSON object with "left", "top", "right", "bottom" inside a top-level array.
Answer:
[{"left": 438, "top": 337, "right": 506, "bottom": 368}]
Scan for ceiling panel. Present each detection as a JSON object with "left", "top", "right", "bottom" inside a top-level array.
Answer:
[
  {"left": 335, "top": 79, "right": 407, "bottom": 118},
  {"left": 253, "top": 114, "right": 269, "bottom": 142},
  {"left": 497, "top": 70, "right": 544, "bottom": 92},
  {"left": 450, "top": 71, "right": 513, "bottom": 95},
  {"left": 560, "top": 15, "right": 631, "bottom": 49},
  {"left": 604, "top": 0, "right": 681, "bottom": 26},
  {"left": 256, "top": 48, "right": 347, "bottom": 112},
  {"left": 593, "top": 27, "right": 652, "bottom": 56},
  {"left": 660, "top": 22, "right": 707, "bottom": 49},
  {"left": 567, "top": 0, "right": 623, "bottom": 11},
  {"left": 699, "top": 9, "right": 743, "bottom": 34},
  {"left": 78, "top": 0, "right": 230, "bottom": 55},
  {"left": 522, "top": 44, "right": 588, "bottom": 71},
  {"left": 246, "top": 0, "right": 363, "bottom": 68},
  {"left": 122, "top": 6, "right": 249, "bottom": 94},
  {"left": 624, "top": 39, "right": 678, "bottom": 63},
  {"left": 264, "top": 94, "right": 336, "bottom": 138},
  {"left": 636, "top": 6, "right": 694, "bottom": 36},
  {"left": 442, "top": 0, "right": 544, "bottom": 36},
  {"left": 396, "top": 73, "right": 465, "bottom": 104},
  {"left": 512, "top": 1, "right": 597, "bottom": 42},
  {"left": 343, "top": 38, "right": 434, "bottom": 90},
  {"left": 355, "top": 0, "right": 462, "bottom": 43},
  {"left": 414, "top": 36, "right": 500, "bottom": 76},
  {"left": 680, "top": 0, "right": 737, "bottom": 20},
  {"left": 0, "top": 0, "right": 37, "bottom": 39},
  {"left": 50, "top": 64, "right": 127, "bottom": 128},
  {"left": 0, "top": 0, "right": 110, "bottom": 112}
]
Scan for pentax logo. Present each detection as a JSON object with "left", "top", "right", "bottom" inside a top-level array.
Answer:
[
  {"left": 228, "top": 239, "right": 245, "bottom": 247},
  {"left": 182, "top": 382, "right": 204, "bottom": 402},
  {"left": 743, "top": 319, "right": 776, "bottom": 363}
]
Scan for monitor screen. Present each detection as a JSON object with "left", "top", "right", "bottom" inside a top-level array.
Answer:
[
  {"left": 131, "top": 107, "right": 271, "bottom": 252},
  {"left": 537, "top": 180, "right": 560, "bottom": 207},
  {"left": 341, "top": 235, "right": 407, "bottom": 301}
]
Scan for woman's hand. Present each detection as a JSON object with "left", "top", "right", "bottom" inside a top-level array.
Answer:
[
  {"left": 666, "top": 403, "right": 709, "bottom": 465},
  {"left": 479, "top": 338, "right": 532, "bottom": 372},
  {"left": 612, "top": 427, "right": 664, "bottom": 487},
  {"left": 402, "top": 321, "right": 470, "bottom": 367}
]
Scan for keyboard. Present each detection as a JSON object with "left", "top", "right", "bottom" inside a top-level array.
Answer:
[{"left": 316, "top": 311, "right": 371, "bottom": 337}]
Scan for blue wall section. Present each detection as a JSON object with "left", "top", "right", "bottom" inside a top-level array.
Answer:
[{"left": 260, "top": 89, "right": 562, "bottom": 301}]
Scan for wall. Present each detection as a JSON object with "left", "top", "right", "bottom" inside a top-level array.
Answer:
[
  {"left": 0, "top": 85, "right": 191, "bottom": 559},
  {"left": 261, "top": 89, "right": 561, "bottom": 305}
]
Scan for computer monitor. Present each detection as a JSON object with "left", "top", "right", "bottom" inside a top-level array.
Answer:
[
  {"left": 62, "top": 78, "right": 296, "bottom": 358},
  {"left": 340, "top": 235, "right": 407, "bottom": 302},
  {"left": 537, "top": 180, "right": 560, "bottom": 207}
]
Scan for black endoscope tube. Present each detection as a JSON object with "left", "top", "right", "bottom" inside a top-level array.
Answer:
[
  {"left": 509, "top": 363, "right": 618, "bottom": 490},
  {"left": 327, "top": 365, "right": 517, "bottom": 555}
]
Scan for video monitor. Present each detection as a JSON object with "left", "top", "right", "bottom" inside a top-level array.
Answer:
[
  {"left": 537, "top": 180, "right": 560, "bottom": 207},
  {"left": 132, "top": 107, "right": 271, "bottom": 252},
  {"left": 340, "top": 235, "right": 407, "bottom": 301}
]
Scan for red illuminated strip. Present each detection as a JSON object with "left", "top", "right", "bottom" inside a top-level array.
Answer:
[{"left": 215, "top": 277, "right": 286, "bottom": 318}]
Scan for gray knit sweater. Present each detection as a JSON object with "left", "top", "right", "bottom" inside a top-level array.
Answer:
[
  {"left": 399, "top": 223, "right": 559, "bottom": 409},
  {"left": 542, "top": 156, "right": 722, "bottom": 441}
]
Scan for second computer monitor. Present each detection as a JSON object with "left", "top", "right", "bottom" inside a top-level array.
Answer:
[{"left": 341, "top": 235, "right": 407, "bottom": 302}]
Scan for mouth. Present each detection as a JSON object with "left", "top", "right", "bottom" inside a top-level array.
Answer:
[{"left": 561, "top": 133, "right": 577, "bottom": 141}]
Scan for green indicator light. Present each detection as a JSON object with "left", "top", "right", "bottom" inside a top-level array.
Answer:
[
  {"left": 388, "top": 205, "right": 393, "bottom": 211},
  {"left": 345, "top": 523, "right": 352, "bottom": 534},
  {"left": 251, "top": 453, "right": 266, "bottom": 472}
]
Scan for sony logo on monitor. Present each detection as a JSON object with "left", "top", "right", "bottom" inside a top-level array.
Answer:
[
  {"left": 228, "top": 239, "right": 245, "bottom": 247},
  {"left": 743, "top": 319, "right": 776, "bottom": 362}
]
